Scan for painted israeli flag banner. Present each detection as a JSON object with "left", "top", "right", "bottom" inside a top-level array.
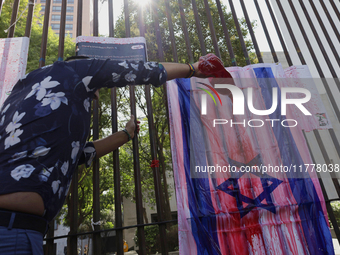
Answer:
[{"left": 167, "top": 63, "right": 333, "bottom": 255}]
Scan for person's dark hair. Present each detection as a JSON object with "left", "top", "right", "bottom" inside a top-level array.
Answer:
[{"left": 65, "top": 55, "right": 90, "bottom": 61}]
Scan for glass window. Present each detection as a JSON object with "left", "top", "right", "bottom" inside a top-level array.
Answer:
[
  {"left": 66, "top": 15, "right": 73, "bottom": 21},
  {"left": 66, "top": 6, "right": 73, "bottom": 12},
  {"left": 51, "top": 23, "right": 60, "bottom": 30},
  {"left": 53, "top": 0, "right": 62, "bottom": 2},
  {"left": 51, "top": 15, "right": 60, "bottom": 21},
  {"left": 41, "top": 5, "right": 45, "bottom": 12},
  {"left": 68, "top": 0, "right": 74, "bottom": 3},
  {"left": 55, "top": 33, "right": 72, "bottom": 38},
  {"left": 65, "top": 24, "right": 73, "bottom": 30},
  {"left": 52, "top": 6, "right": 61, "bottom": 12},
  {"left": 40, "top": 0, "right": 46, "bottom": 2}
]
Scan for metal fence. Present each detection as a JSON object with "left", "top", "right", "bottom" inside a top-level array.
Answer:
[{"left": 1, "top": 0, "right": 340, "bottom": 254}]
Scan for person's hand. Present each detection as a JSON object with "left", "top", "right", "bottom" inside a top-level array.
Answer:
[
  {"left": 190, "top": 62, "right": 209, "bottom": 78},
  {"left": 193, "top": 53, "right": 232, "bottom": 79},
  {"left": 125, "top": 115, "right": 140, "bottom": 139}
]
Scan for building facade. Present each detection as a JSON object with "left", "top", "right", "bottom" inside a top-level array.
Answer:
[{"left": 35, "top": 0, "right": 91, "bottom": 39}]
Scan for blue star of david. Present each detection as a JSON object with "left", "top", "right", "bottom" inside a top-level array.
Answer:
[{"left": 216, "top": 154, "right": 283, "bottom": 218}]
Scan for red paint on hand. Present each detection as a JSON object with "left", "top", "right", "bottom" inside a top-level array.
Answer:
[{"left": 198, "top": 53, "right": 232, "bottom": 78}]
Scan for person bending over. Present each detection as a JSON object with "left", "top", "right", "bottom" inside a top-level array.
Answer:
[{"left": 0, "top": 56, "right": 209, "bottom": 254}]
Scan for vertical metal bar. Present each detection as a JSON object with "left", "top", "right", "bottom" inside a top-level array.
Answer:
[
  {"left": 177, "top": 0, "right": 193, "bottom": 62},
  {"left": 295, "top": 0, "right": 340, "bottom": 156},
  {"left": 275, "top": 0, "right": 305, "bottom": 64},
  {"left": 239, "top": 0, "right": 263, "bottom": 63},
  {"left": 45, "top": 222, "right": 55, "bottom": 255},
  {"left": 299, "top": 0, "right": 340, "bottom": 197},
  {"left": 70, "top": 170, "right": 79, "bottom": 255},
  {"left": 305, "top": 0, "right": 340, "bottom": 77},
  {"left": 151, "top": 0, "right": 164, "bottom": 61},
  {"left": 290, "top": 0, "right": 340, "bottom": 120},
  {"left": 297, "top": 0, "right": 340, "bottom": 120},
  {"left": 313, "top": 130, "right": 340, "bottom": 199},
  {"left": 153, "top": 7, "right": 173, "bottom": 250},
  {"left": 276, "top": 0, "right": 340, "bottom": 122},
  {"left": 253, "top": 0, "right": 278, "bottom": 63},
  {"left": 92, "top": 99, "right": 101, "bottom": 255},
  {"left": 136, "top": 3, "right": 168, "bottom": 253},
  {"left": 283, "top": 0, "right": 340, "bottom": 206},
  {"left": 319, "top": 0, "right": 340, "bottom": 44},
  {"left": 138, "top": 4, "right": 145, "bottom": 37},
  {"left": 228, "top": 0, "right": 250, "bottom": 65},
  {"left": 0, "top": 0, "right": 4, "bottom": 16},
  {"left": 215, "top": 0, "right": 236, "bottom": 66},
  {"left": 129, "top": 87, "right": 147, "bottom": 255},
  {"left": 76, "top": 0, "right": 82, "bottom": 36},
  {"left": 145, "top": 86, "right": 168, "bottom": 255},
  {"left": 326, "top": 200, "right": 340, "bottom": 245},
  {"left": 191, "top": 0, "right": 207, "bottom": 55},
  {"left": 108, "top": 0, "right": 114, "bottom": 37},
  {"left": 249, "top": 2, "right": 340, "bottom": 242},
  {"left": 7, "top": 0, "right": 20, "bottom": 38},
  {"left": 124, "top": 1, "right": 146, "bottom": 254},
  {"left": 142, "top": 2, "right": 170, "bottom": 250},
  {"left": 282, "top": 5, "right": 340, "bottom": 242},
  {"left": 68, "top": 1, "right": 83, "bottom": 253},
  {"left": 92, "top": 0, "right": 101, "bottom": 253},
  {"left": 58, "top": 0, "right": 67, "bottom": 61},
  {"left": 164, "top": 0, "right": 178, "bottom": 62},
  {"left": 159, "top": 2, "right": 176, "bottom": 251},
  {"left": 24, "top": 0, "right": 35, "bottom": 37},
  {"left": 39, "top": 0, "right": 52, "bottom": 67},
  {"left": 111, "top": 89, "right": 124, "bottom": 255},
  {"left": 107, "top": 2, "right": 122, "bottom": 255},
  {"left": 329, "top": 129, "right": 340, "bottom": 159},
  {"left": 69, "top": 0, "right": 82, "bottom": 253},
  {"left": 124, "top": 0, "right": 130, "bottom": 37},
  {"left": 93, "top": 0, "right": 99, "bottom": 36},
  {"left": 202, "top": 0, "right": 220, "bottom": 58},
  {"left": 265, "top": 0, "right": 340, "bottom": 243},
  {"left": 329, "top": 0, "right": 340, "bottom": 22},
  {"left": 265, "top": 0, "right": 292, "bottom": 66},
  {"left": 302, "top": 131, "right": 340, "bottom": 245}
]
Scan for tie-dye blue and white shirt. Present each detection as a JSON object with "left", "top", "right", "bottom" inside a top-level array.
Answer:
[{"left": 0, "top": 58, "right": 167, "bottom": 221}]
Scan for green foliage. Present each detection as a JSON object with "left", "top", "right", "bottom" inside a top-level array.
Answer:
[
  {"left": 134, "top": 224, "right": 179, "bottom": 254},
  {"left": 0, "top": 0, "right": 75, "bottom": 73},
  {"left": 136, "top": 225, "right": 160, "bottom": 254},
  {"left": 0, "top": 0, "right": 34, "bottom": 38},
  {"left": 114, "top": 0, "right": 257, "bottom": 65},
  {"left": 330, "top": 201, "right": 340, "bottom": 228}
]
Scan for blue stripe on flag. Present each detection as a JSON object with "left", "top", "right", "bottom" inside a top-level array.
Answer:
[
  {"left": 176, "top": 78, "right": 221, "bottom": 255},
  {"left": 253, "top": 67, "right": 334, "bottom": 255}
]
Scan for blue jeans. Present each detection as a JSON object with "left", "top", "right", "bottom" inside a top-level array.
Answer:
[{"left": 0, "top": 226, "right": 43, "bottom": 255}]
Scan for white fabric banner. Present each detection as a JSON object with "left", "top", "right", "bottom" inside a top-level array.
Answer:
[
  {"left": 284, "top": 65, "right": 332, "bottom": 131},
  {"left": 0, "top": 37, "right": 29, "bottom": 106}
]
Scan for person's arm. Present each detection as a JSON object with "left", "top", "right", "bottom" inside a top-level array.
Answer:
[
  {"left": 92, "top": 115, "right": 139, "bottom": 158},
  {"left": 72, "top": 58, "right": 210, "bottom": 91},
  {"left": 161, "top": 62, "right": 206, "bottom": 81}
]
